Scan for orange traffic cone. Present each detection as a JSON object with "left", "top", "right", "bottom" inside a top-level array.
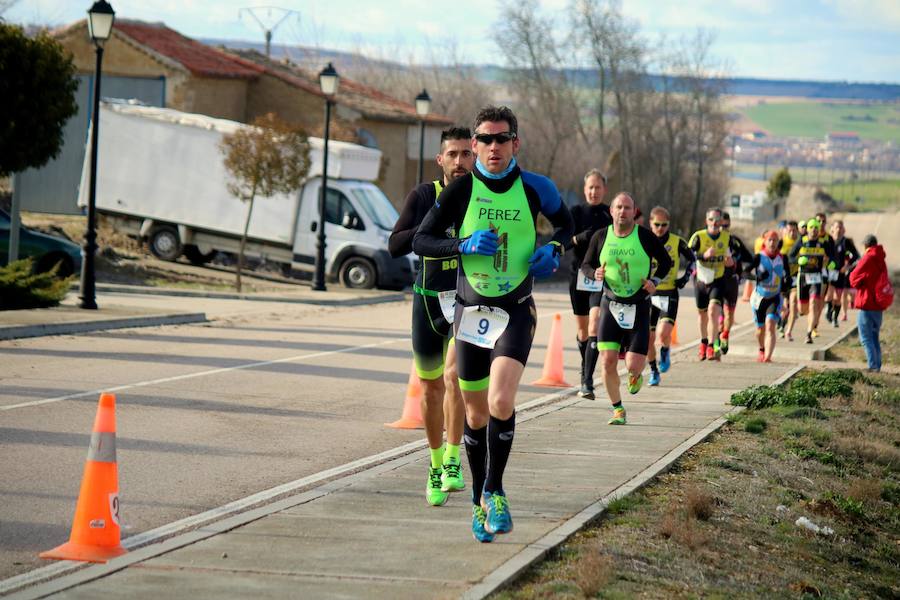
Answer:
[
  {"left": 41, "top": 393, "right": 127, "bottom": 563},
  {"left": 385, "top": 362, "right": 425, "bottom": 429},
  {"left": 532, "top": 313, "right": 572, "bottom": 387},
  {"left": 670, "top": 322, "right": 679, "bottom": 346}
]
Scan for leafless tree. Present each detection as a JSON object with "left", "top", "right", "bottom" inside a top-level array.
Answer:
[{"left": 220, "top": 113, "right": 310, "bottom": 292}]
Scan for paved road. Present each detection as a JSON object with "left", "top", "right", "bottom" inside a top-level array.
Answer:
[{"left": 2, "top": 284, "right": 722, "bottom": 580}]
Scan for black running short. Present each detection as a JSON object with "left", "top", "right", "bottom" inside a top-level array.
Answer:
[
  {"left": 591, "top": 294, "right": 651, "bottom": 355},
  {"left": 797, "top": 272, "right": 824, "bottom": 303},
  {"left": 412, "top": 291, "right": 453, "bottom": 380},
  {"left": 568, "top": 276, "right": 591, "bottom": 317},
  {"left": 752, "top": 293, "right": 782, "bottom": 328},
  {"left": 649, "top": 291, "right": 679, "bottom": 329},
  {"left": 453, "top": 297, "right": 536, "bottom": 392},
  {"left": 722, "top": 274, "right": 740, "bottom": 307},
  {"left": 832, "top": 272, "right": 850, "bottom": 291},
  {"left": 694, "top": 276, "right": 725, "bottom": 311}
]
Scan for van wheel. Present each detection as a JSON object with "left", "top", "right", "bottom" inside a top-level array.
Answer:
[
  {"left": 339, "top": 256, "right": 376, "bottom": 289},
  {"left": 183, "top": 245, "right": 216, "bottom": 265},
  {"left": 148, "top": 225, "right": 182, "bottom": 261}
]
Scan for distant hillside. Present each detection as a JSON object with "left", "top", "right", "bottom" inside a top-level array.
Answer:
[{"left": 204, "top": 38, "right": 900, "bottom": 102}]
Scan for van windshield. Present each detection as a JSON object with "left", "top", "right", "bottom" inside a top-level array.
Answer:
[{"left": 350, "top": 185, "right": 399, "bottom": 231}]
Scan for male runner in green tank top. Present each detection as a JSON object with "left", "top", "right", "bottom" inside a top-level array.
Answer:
[
  {"left": 580, "top": 193, "right": 671, "bottom": 425},
  {"left": 389, "top": 127, "right": 474, "bottom": 507},
  {"left": 414, "top": 106, "right": 573, "bottom": 543}
]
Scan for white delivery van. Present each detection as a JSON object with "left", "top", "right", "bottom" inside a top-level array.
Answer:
[{"left": 78, "top": 101, "right": 414, "bottom": 289}]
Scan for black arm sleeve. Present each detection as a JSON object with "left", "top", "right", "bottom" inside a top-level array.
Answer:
[
  {"left": 546, "top": 202, "right": 574, "bottom": 251},
  {"left": 388, "top": 185, "right": 429, "bottom": 258},
  {"left": 730, "top": 236, "right": 753, "bottom": 272},
  {"left": 845, "top": 238, "right": 861, "bottom": 268},
  {"left": 565, "top": 205, "right": 583, "bottom": 252},
  {"left": 641, "top": 226, "right": 672, "bottom": 283},
  {"left": 746, "top": 253, "right": 762, "bottom": 278},
  {"left": 678, "top": 238, "right": 695, "bottom": 278},
  {"left": 412, "top": 178, "right": 470, "bottom": 259},
  {"left": 579, "top": 228, "right": 606, "bottom": 279},
  {"left": 412, "top": 202, "right": 461, "bottom": 258}
]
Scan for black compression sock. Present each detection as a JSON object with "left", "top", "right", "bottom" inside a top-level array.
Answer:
[
  {"left": 463, "top": 422, "right": 488, "bottom": 505},
  {"left": 649, "top": 360, "right": 658, "bottom": 373},
  {"left": 577, "top": 337, "right": 588, "bottom": 380},
  {"left": 484, "top": 413, "right": 516, "bottom": 495},
  {"left": 701, "top": 338, "right": 709, "bottom": 346},
  {"left": 583, "top": 336, "right": 600, "bottom": 387}
]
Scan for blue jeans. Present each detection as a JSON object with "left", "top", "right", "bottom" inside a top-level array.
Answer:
[{"left": 857, "top": 310, "right": 883, "bottom": 371}]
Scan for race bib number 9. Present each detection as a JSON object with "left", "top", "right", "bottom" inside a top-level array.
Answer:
[
  {"left": 438, "top": 290, "right": 457, "bottom": 325},
  {"left": 456, "top": 305, "right": 510, "bottom": 349},
  {"left": 650, "top": 295, "right": 669, "bottom": 313},
  {"left": 608, "top": 300, "right": 637, "bottom": 330},
  {"left": 576, "top": 274, "right": 604, "bottom": 292}
]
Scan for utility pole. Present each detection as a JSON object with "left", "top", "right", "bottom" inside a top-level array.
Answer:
[{"left": 239, "top": 7, "right": 299, "bottom": 58}]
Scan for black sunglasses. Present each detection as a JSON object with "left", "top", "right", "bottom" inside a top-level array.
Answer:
[{"left": 474, "top": 132, "right": 517, "bottom": 145}]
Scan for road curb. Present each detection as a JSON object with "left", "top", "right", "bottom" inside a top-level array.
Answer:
[
  {"left": 462, "top": 362, "right": 807, "bottom": 600},
  {"left": 812, "top": 323, "right": 858, "bottom": 360},
  {"left": 71, "top": 283, "right": 407, "bottom": 306},
  {"left": 0, "top": 313, "right": 207, "bottom": 341}
]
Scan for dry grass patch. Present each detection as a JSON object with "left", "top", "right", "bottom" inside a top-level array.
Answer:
[{"left": 496, "top": 372, "right": 900, "bottom": 599}]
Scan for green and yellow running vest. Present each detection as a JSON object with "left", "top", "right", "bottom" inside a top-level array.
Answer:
[
  {"left": 597, "top": 225, "right": 651, "bottom": 299},
  {"left": 459, "top": 176, "right": 534, "bottom": 299}
]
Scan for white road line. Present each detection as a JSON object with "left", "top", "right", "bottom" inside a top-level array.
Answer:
[
  {"left": 1, "top": 339, "right": 405, "bottom": 412},
  {"left": 1, "top": 308, "right": 567, "bottom": 412}
]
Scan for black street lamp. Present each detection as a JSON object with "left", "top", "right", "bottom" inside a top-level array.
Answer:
[
  {"left": 415, "top": 89, "right": 431, "bottom": 185},
  {"left": 80, "top": 0, "right": 115, "bottom": 310},
  {"left": 313, "top": 62, "right": 339, "bottom": 292}
]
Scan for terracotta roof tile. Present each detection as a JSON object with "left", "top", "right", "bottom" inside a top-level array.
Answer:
[
  {"left": 229, "top": 49, "right": 452, "bottom": 126},
  {"left": 115, "top": 20, "right": 262, "bottom": 79}
]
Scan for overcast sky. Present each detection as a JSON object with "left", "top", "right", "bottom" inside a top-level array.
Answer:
[{"left": 5, "top": 0, "right": 899, "bottom": 83}]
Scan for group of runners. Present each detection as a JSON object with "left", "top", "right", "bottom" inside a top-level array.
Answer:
[{"left": 388, "top": 103, "right": 859, "bottom": 544}]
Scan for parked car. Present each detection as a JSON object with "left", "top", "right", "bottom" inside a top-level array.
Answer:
[{"left": 0, "top": 209, "right": 82, "bottom": 277}]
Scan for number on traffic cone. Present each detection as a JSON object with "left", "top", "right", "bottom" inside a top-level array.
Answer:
[
  {"left": 532, "top": 313, "right": 572, "bottom": 387},
  {"left": 384, "top": 362, "right": 425, "bottom": 429},
  {"left": 40, "top": 393, "right": 127, "bottom": 563}
]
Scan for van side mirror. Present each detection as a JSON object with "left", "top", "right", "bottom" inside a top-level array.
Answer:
[{"left": 341, "top": 214, "right": 361, "bottom": 230}]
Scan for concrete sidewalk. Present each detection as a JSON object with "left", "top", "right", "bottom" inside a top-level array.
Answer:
[
  {"left": 0, "top": 286, "right": 406, "bottom": 341},
  {"left": 4, "top": 312, "right": 858, "bottom": 599}
]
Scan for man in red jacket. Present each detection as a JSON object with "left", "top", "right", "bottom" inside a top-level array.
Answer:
[{"left": 849, "top": 234, "right": 889, "bottom": 372}]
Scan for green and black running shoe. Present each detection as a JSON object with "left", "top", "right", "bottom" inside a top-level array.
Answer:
[
  {"left": 426, "top": 467, "right": 448, "bottom": 506},
  {"left": 441, "top": 456, "right": 465, "bottom": 493}
]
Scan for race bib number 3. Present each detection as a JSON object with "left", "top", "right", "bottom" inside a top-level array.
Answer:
[
  {"left": 456, "top": 305, "right": 510, "bottom": 349},
  {"left": 576, "top": 274, "right": 604, "bottom": 293},
  {"left": 438, "top": 290, "right": 457, "bottom": 325},
  {"left": 608, "top": 300, "right": 637, "bottom": 330}
]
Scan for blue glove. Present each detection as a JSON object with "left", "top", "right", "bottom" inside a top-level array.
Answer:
[
  {"left": 528, "top": 244, "right": 559, "bottom": 278},
  {"left": 459, "top": 230, "right": 498, "bottom": 255}
]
